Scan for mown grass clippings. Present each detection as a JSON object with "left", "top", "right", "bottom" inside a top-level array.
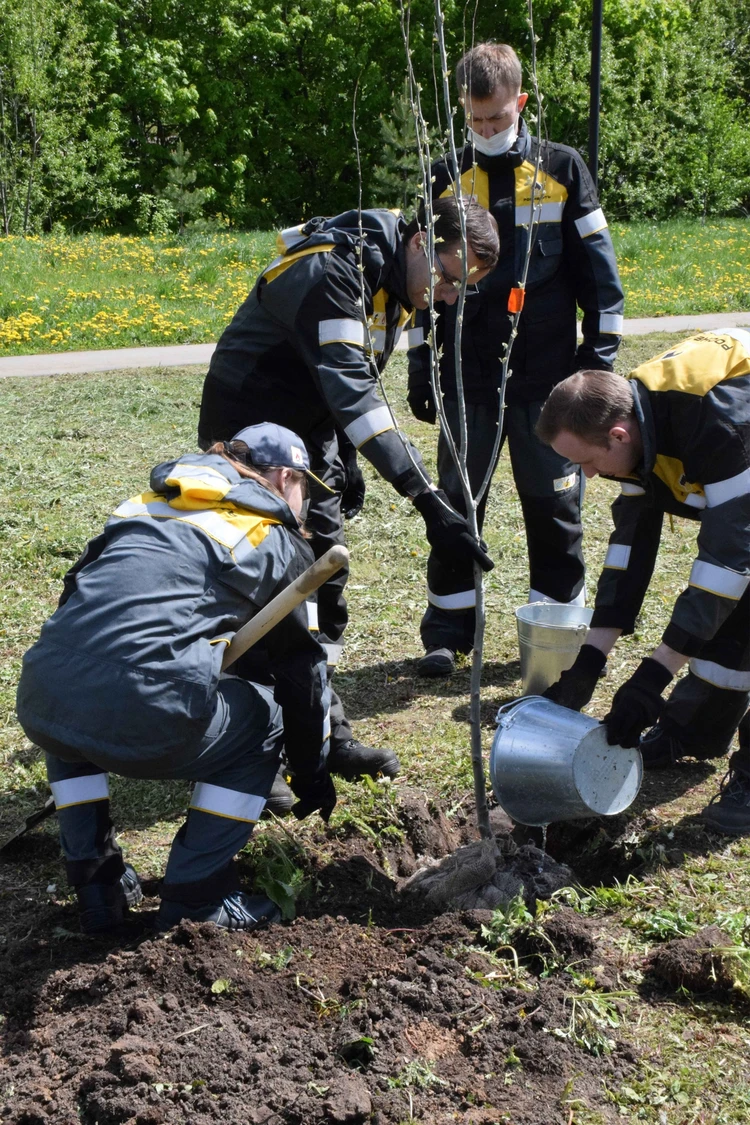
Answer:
[{"left": 2, "top": 334, "right": 750, "bottom": 1121}]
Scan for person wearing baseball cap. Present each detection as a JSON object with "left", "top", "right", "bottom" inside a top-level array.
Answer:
[{"left": 17, "top": 423, "right": 334, "bottom": 933}]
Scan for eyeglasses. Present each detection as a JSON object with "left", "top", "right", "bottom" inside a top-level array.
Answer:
[{"left": 433, "top": 249, "right": 463, "bottom": 290}]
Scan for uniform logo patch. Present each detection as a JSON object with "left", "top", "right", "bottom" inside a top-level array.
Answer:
[
  {"left": 553, "top": 473, "right": 578, "bottom": 492},
  {"left": 290, "top": 445, "right": 305, "bottom": 466}
]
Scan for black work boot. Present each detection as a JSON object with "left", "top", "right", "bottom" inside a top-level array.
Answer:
[
  {"left": 701, "top": 763, "right": 750, "bottom": 835},
  {"left": 76, "top": 863, "right": 143, "bottom": 934},
  {"left": 328, "top": 739, "right": 400, "bottom": 780},
  {"left": 417, "top": 646, "right": 456, "bottom": 678},
  {"left": 639, "top": 724, "right": 689, "bottom": 770},
  {"left": 261, "top": 769, "right": 295, "bottom": 818},
  {"left": 157, "top": 891, "right": 281, "bottom": 932}
]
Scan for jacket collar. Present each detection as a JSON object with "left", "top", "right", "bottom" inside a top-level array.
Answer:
[
  {"left": 150, "top": 453, "right": 301, "bottom": 529},
  {"left": 630, "top": 379, "right": 657, "bottom": 479}
]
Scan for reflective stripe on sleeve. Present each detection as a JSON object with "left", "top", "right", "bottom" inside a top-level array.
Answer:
[
  {"left": 407, "top": 327, "right": 425, "bottom": 349},
  {"left": 689, "top": 560, "right": 749, "bottom": 600},
  {"left": 604, "top": 544, "right": 631, "bottom": 569},
  {"left": 575, "top": 208, "right": 608, "bottom": 238},
  {"left": 51, "top": 773, "right": 109, "bottom": 810},
  {"left": 190, "top": 783, "right": 265, "bottom": 823},
  {"left": 705, "top": 468, "right": 750, "bottom": 507},
  {"left": 528, "top": 588, "right": 587, "bottom": 607},
  {"left": 515, "top": 201, "right": 564, "bottom": 225},
  {"left": 323, "top": 708, "right": 331, "bottom": 741},
  {"left": 306, "top": 600, "right": 319, "bottom": 632},
  {"left": 599, "top": 312, "right": 624, "bottom": 335},
  {"left": 620, "top": 482, "right": 646, "bottom": 497},
  {"left": 344, "top": 406, "right": 394, "bottom": 449},
  {"left": 319, "top": 318, "right": 365, "bottom": 347},
  {"left": 689, "top": 659, "right": 750, "bottom": 691},
  {"left": 684, "top": 492, "right": 707, "bottom": 510},
  {"left": 324, "top": 642, "right": 344, "bottom": 666},
  {"left": 427, "top": 587, "right": 477, "bottom": 610},
  {"left": 277, "top": 225, "right": 305, "bottom": 251}
]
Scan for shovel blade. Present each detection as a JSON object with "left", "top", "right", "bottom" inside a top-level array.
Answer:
[{"left": 0, "top": 796, "right": 56, "bottom": 852}]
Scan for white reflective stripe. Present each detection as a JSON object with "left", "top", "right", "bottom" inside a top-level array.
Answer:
[
  {"left": 190, "top": 783, "right": 265, "bottom": 823},
  {"left": 368, "top": 328, "right": 386, "bottom": 353},
  {"left": 575, "top": 208, "right": 608, "bottom": 238},
  {"left": 684, "top": 492, "right": 707, "bottom": 510},
  {"left": 113, "top": 498, "right": 248, "bottom": 548},
  {"left": 319, "top": 318, "right": 365, "bottom": 347},
  {"left": 51, "top": 774, "right": 109, "bottom": 810},
  {"left": 600, "top": 312, "right": 624, "bottom": 335},
  {"left": 323, "top": 708, "right": 331, "bottom": 740},
  {"left": 407, "top": 327, "right": 425, "bottom": 349},
  {"left": 344, "top": 406, "right": 394, "bottom": 449},
  {"left": 515, "top": 201, "right": 564, "bottom": 225},
  {"left": 720, "top": 327, "right": 750, "bottom": 349},
  {"left": 393, "top": 324, "right": 404, "bottom": 348},
  {"left": 306, "top": 600, "right": 319, "bottom": 631},
  {"left": 689, "top": 560, "right": 749, "bottom": 599},
  {"left": 324, "top": 642, "right": 344, "bottom": 666},
  {"left": 427, "top": 587, "right": 477, "bottom": 610},
  {"left": 165, "top": 463, "right": 229, "bottom": 484},
  {"left": 689, "top": 658, "right": 750, "bottom": 692},
  {"left": 604, "top": 544, "right": 631, "bottom": 569},
  {"left": 278, "top": 225, "right": 305, "bottom": 250},
  {"left": 529, "top": 588, "right": 587, "bottom": 607},
  {"left": 620, "top": 482, "right": 646, "bottom": 497},
  {"left": 705, "top": 468, "right": 750, "bottom": 507}
]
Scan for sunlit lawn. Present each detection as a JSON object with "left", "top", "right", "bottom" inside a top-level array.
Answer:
[{"left": 0, "top": 218, "right": 748, "bottom": 356}]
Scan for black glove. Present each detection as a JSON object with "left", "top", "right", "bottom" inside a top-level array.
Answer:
[
  {"left": 290, "top": 771, "right": 337, "bottom": 823},
  {"left": 407, "top": 385, "right": 437, "bottom": 425},
  {"left": 542, "top": 644, "right": 607, "bottom": 710},
  {"left": 341, "top": 459, "right": 366, "bottom": 520},
  {"left": 603, "top": 658, "right": 674, "bottom": 748},
  {"left": 412, "top": 489, "right": 494, "bottom": 573}
]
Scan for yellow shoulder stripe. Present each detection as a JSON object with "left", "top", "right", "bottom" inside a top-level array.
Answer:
[
  {"left": 630, "top": 333, "right": 750, "bottom": 396},
  {"left": 264, "top": 243, "right": 336, "bottom": 285},
  {"left": 440, "top": 166, "right": 490, "bottom": 212}
]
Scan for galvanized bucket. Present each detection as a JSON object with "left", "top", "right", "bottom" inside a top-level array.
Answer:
[
  {"left": 516, "top": 602, "right": 593, "bottom": 696},
  {"left": 490, "top": 696, "right": 643, "bottom": 826}
]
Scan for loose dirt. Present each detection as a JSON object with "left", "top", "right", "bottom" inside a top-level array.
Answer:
[{"left": 0, "top": 795, "right": 639, "bottom": 1125}]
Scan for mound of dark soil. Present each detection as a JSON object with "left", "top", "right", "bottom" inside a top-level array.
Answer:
[
  {"left": 646, "top": 926, "right": 739, "bottom": 995},
  {"left": 0, "top": 910, "right": 634, "bottom": 1125}
]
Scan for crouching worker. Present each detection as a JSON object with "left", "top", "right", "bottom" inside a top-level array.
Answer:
[
  {"left": 16, "top": 423, "right": 335, "bottom": 933},
  {"left": 536, "top": 330, "right": 750, "bottom": 833}
]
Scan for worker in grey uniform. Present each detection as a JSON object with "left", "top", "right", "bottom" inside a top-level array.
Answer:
[
  {"left": 537, "top": 330, "right": 750, "bottom": 834},
  {"left": 198, "top": 198, "right": 498, "bottom": 787},
  {"left": 16, "top": 424, "right": 335, "bottom": 932},
  {"left": 407, "top": 42, "right": 624, "bottom": 676}
]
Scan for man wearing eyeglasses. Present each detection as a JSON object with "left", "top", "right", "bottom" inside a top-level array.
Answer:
[
  {"left": 408, "top": 42, "right": 624, "bottom": 677},
  {"left": 198, "top": 197, "right": 498, "bottom": 791}
]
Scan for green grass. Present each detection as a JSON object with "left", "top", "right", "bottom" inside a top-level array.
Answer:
[
  {"left": 0, "top": 219, "right": 748, "bottom": 357},
  {"left": 1, "top": 331, "right": 750, "bottom": 1121}
]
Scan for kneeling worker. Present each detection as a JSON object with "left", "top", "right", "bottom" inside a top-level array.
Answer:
[
  {"left": 536, "top": 330, "right": 750, "bottom": 833},
  {"left": 16, "top": 424, "right": 335, "bottom": 932}
]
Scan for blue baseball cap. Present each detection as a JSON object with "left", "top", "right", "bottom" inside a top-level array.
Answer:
[{"left": 230, "top": 422, "right": 334, "bottom": 492}]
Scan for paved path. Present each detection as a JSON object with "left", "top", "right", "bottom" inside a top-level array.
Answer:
[{"left": 1, "top": 311, "right": 749, "bottom": 379}]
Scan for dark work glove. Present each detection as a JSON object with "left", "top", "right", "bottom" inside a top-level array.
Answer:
[
  {"left": 341, "top": 459, "right": 366, "bottom": 520},
  {"left": 603, "top": 658, "right": 674, "bottom": 748},
  {"left": 290, "top": 771, "right": 337, "bottom": 823},
  {"left": 407, "top": 385, "right": 437, "bottom": 425},
  {"left": 542, "top": 644, "right": 607, "bottom": 710},
  {"left": 412, "top": 489, "right": 494, "bottom": 573}
]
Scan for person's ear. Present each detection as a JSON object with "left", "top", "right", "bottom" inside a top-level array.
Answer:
[
  {"left": 609, "top": 424, "right": 632, "bottom": 445},
  {"left": 517, "top": 92, "right": 529, "bottom": 113}
]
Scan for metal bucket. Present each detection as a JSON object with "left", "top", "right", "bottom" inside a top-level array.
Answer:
[
  {"left": 490, "top": 696, "right": 642, "bottom": 826},
  {"left": 516, "top": 602, "right": 593, "bottom": 696}
]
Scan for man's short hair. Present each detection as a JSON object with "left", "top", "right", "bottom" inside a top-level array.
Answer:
[
  {"left": 405, "top": 196, "right": 500, "bottom": 270},
  {"left": 536, "top": 370, "right": 635, "bottom": 448},
  {"left": 456, "top": 43, "right": 523, "bottom": 101}
]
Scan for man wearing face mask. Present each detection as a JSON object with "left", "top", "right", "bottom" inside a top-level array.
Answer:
[{"left": 408, "top": 42, "right": 624, "bottom": 677}]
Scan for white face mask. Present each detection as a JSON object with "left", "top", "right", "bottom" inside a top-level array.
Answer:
[{"left": 468, "top": 120, "right": 518, "bottom": 157}]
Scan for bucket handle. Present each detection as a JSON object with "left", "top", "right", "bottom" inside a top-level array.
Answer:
[{"left": 495, "top": 696, "right": 547, "bottom": 729}]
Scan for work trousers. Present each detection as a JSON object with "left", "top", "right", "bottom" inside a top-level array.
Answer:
[
  {"left": 659, "top": 586, "right": 750, "bottom": 768},
  {"left": 421, "top": 399, "right": 586, "bottom": 652},
  {"left": 35, "top": 678, "right": 283, "bottom": 901}
]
